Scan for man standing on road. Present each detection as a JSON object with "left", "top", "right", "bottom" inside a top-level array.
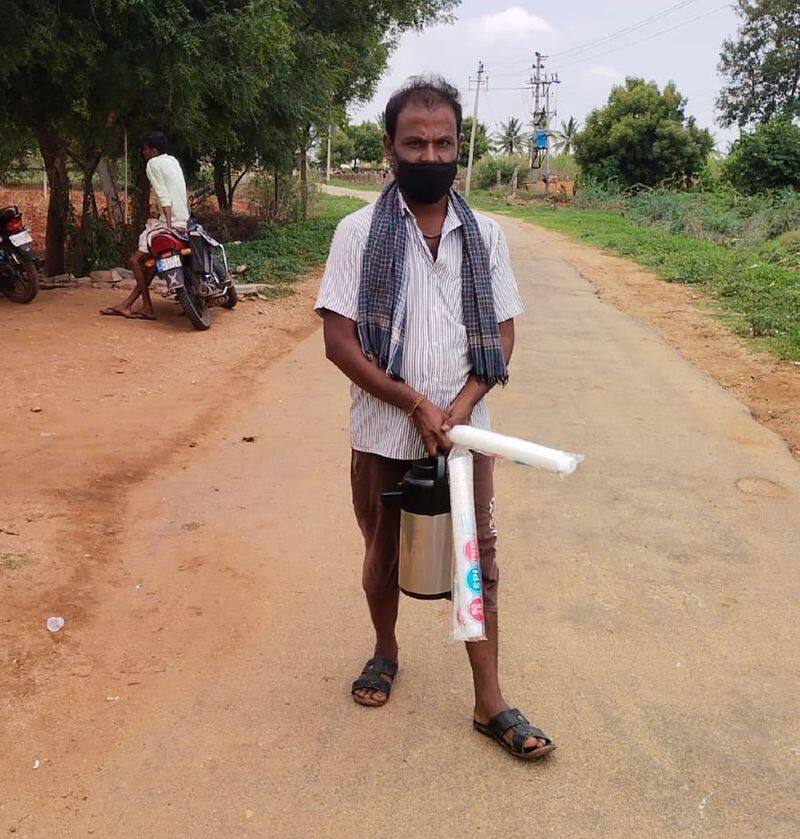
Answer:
[
  {"left": 101, "top": 131, "right": 189, "bottom": 321},
  {"left": 316, "top": 77, "right": 555, "bottom": 760}
]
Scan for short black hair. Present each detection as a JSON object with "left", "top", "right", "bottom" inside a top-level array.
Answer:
[
  {"left": 141, "top": 131, "right": 167, "bottom": 154},
  {"left": 384, "top": 75, "right": 462, "bottom": 140}
]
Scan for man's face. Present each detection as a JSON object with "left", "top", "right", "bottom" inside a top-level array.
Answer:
[
  {"left": 141, "top": 144, "right": 159, "bottom": 161},
  {"left": 384, "top": 102, "right": 462, "bottom": 168}
]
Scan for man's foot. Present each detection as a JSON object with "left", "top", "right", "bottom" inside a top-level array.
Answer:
[
  {"left": 473, "top": 705, "right": 552, "bottom": 756},
  {"left": 351, "top": 652, "right": 398, "bottom": 707},
  {"left": 99, "top": 307, "right": 155, "bottom": 320}
]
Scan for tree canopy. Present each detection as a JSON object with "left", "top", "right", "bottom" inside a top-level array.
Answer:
[
  {"left": 717, "top": 0, "right": 800, "bottom": 129},
  {"left": 459, "top": 117, "right": 489, "bottom": 167},
  {"left": 494, "top": 118, "right": 527, "bottom": 155},
  {"left": 0, "top": 0, "right": 457, "bottom": 272},
  {"left": 327, "top": 122, "right": 384, "bottom": 169},
  {"left": 724, "top": 117, "right": 800, "bottom": 193},
  {"left": 573, "top": 78, "right": 714, "bottom": 187}
]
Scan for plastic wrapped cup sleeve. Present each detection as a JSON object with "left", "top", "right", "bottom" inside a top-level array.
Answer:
[
  {"left": 448, "top": 425, "right": 584, "bottom": 475},
  {"left": 448, "top": 445, "right": 486, "bottom": 642}
]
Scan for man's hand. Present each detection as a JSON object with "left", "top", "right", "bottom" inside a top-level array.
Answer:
[
  {"left": 442, "top": 395, "right": 474, "bottom": 433},
  {"left": 163, "top": 205, "right": 173, "bottom": 228},
  {"left": 411, "top": 399, "right": 452, "bottom": 455}
]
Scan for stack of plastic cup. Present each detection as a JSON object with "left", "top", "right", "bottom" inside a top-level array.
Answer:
[{"left": 448, "top": 445, "right": 486, "bottom": 642}]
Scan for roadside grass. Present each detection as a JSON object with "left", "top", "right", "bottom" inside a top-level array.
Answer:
[
  {"left": 328, "top": 178, "right": 384, "bottom": 193},
  {"left": 227, "top": 193, "right": 365, "bottom": 295},
  {"left": 470, "top": 190, "right": 800, "bottom": 361}
]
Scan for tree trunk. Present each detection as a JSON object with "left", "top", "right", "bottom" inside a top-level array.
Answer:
[
  {"left": 97, "top": 157, "right": 124, "bottom": 225},
  {"left": 273, "top": 169, "right": 279, "bottom": 216},
  {"left": 213, "top": 152, "right": 229, "bottom": 212},
  {"left": 37, "top": 129, "right": 70, "bottom": 276},
  {"left": 228, "top": 167, "right": 249, "bottom": 208},
  {"left": 75, "top": 156, "right": 101, "bottom": 274}
]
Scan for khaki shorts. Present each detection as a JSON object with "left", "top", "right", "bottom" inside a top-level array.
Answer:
[{"left": 350, "top": 449, "right": 499, "bottom": 612}]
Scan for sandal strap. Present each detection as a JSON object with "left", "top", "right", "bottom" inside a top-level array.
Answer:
[
  {"left": 351, "top": 673, "right": 391, "bottom": 695},
  {"left": 351, "top": 656, "right": 398, "bottom": 696},
  {"left": 487, "top": 708, "right": 552, "bottom": 754},
  {"left": 364, "top": 656, "right": 398, "bottom": 678}
]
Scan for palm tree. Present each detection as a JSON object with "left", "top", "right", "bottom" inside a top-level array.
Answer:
[
  {"left": 494, "top": 117, "right": 526, "bottom": 155},
  {"left": 552, "top": 116, "right": 580, "bottom": 155}
]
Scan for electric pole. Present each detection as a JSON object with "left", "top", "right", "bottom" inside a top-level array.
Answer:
[
  {"left": 532, "top": 52, "right": 544, "bottom": 130},
  {"left": 529, "top": 53, "right": 560, "bottom": 188},
  {"left": 464, "top": 61, "right": 487, "bottom": 198}
]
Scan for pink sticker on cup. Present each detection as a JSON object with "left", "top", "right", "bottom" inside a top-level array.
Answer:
[
  {"left": 468, "top": 597, "right": 484, "bottom": 622},
  {"left": 464, "top": 537, "right": 479, "bottom": 564}
]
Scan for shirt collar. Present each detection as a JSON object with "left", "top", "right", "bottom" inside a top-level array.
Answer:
[{"left": 398, "top": 188, "right": 462, "bottom": 237}]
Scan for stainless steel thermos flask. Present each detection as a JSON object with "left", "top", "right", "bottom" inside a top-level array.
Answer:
[{"left": 380, "top": 454, "right": 453, "bottom": 599}]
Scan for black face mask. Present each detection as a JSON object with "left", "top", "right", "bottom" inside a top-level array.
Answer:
[{"left": 394, "top": 160, "right": 457, "bottom": 204}]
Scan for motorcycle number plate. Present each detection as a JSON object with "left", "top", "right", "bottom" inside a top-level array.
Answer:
[
  {"left": 156, "top": 254, "right": 182, "bottom": 272},
  {"left": 9, "top": 231, "right": 32, "bottom": 246}
]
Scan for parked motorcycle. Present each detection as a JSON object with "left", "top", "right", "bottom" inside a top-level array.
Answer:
[
  {"left": 0, "top": 205, "right": 40, "bottom": 303},
  {"left": 145, "top": 219, "right": 237, "bottom": 330}
]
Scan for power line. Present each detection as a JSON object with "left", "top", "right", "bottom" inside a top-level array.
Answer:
[
  {"left": 550, "top": 0, "right": 704, "bottom": 59},
  {"left": 556, "top": 3, "right": 732, "bottom": 69},
  {"left": 490, "top": 0, "right": 706, "bottom": 71}
]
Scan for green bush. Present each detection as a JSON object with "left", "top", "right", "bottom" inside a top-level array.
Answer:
[
  {"left": 724, "top": 118, "right": 800, "bottom": 194},
  {"left": 568, "top": 183, "right": 800, "bottom": 247},
  {"left": 757, "top": 229, "right": 800, "bottom": 269},
  {"left": 474, "top": 154, "right": 528, "bottom": 189},
  {"left": 227, "top": 193, "right": 364, "bottom": 286},
  {"left": 249, "top": 169, "right": 320, "bottom": 222}
]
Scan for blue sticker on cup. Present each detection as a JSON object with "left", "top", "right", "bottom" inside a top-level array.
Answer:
[{"left": 466, "top": 566, "right": 482, "bottom": 593}]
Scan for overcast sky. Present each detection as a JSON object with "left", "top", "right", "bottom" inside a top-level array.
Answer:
[{"left": 351, "top": 0, "right": 741, "bottom": 150}]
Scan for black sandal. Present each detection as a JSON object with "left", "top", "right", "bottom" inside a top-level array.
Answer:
[
  {"left": 351, "top": 656, "right": 398, "bottom": 707},
  {"left": 473, "top": 708, "right": 556, "bottom": 760}
]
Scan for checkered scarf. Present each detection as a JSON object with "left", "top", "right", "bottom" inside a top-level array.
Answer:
[{"left": 357, "top": 181, "right": 508, "bottom": 386}]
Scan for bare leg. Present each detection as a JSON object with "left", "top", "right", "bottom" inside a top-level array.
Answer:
[
  {"left": 353, "top": 589, "right": 400, "bottom": 706},
  {"left": 131, "top": 251, "right": 156, "bottom": 318},
  {"left": 468, "top": 612, "right": 546, "bottom": 750},
  {"left": 100, "top": 251, "right": 154, "bottom": 318}
]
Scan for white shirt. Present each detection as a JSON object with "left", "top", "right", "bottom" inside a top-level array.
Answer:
[
  {"left": 316, "top": 195, "right": 524, "bottom": 460},
  {"left": 145, "top": 154, "right": 189, "bottom": 226}
]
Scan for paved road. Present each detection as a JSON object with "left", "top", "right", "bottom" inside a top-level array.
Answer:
[{"left": 6, "top": 189, "right": 798, "bottom": 837}]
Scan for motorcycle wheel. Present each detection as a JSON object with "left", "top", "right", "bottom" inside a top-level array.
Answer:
[
  {"left": 213, "top": 257, "right": 237, "bottom": 310},
  {"left": 222, "top": 282, "right": 238, "bottom": 309},
  {"left": 2, "top": 259, "right": 39, "bottom": 304},
  {"left": 176, "top": 268, "right": 211, "bottom": 330}
]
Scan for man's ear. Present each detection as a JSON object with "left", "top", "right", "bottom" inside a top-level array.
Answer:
[{"left": 383, "top": 132, "right": 393, "bottom": 160}]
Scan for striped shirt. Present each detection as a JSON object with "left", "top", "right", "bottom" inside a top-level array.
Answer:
[{"left": 316, "top": 194, "right": 524, "bottom": 460}]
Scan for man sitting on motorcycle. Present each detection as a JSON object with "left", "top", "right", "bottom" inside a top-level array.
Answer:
[{"left": 101, "top": 131, "right": 189, "bottom": 321}]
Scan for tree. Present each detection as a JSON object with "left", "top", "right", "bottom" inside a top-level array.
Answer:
[
  {"left": 573, "top": 78, "right": 714, "bottom": 187},
  {"left": 0, "top": 0, "right": 458, "bottom": 270},
  {"left": 329, "top": 130, "right": 356, "bottom": 168},
  {"left": 717, "top": 0, "right": 800, "bottom": 129},
  {"left": 349, "top": 122, "right": 384, "bottom": 168},
  {"left": 459, "top": 117, "right": 489, "bottom": 167},
  {"left": 552, "top": 117, "right": 579, "bottom": 155},
  {"left": 724, "top": 117, "right": 800, "bottom": 193},
  {"left": 494, "top": 117, "right": 526, "bottom": 155}
]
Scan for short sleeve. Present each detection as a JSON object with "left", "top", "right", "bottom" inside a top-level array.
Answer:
[
  {"left": 314, "top": 215, "right": 365, "bottom": 321},
  {"left": 489, "top": 225, "right": 524, "bottom": 322}
]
